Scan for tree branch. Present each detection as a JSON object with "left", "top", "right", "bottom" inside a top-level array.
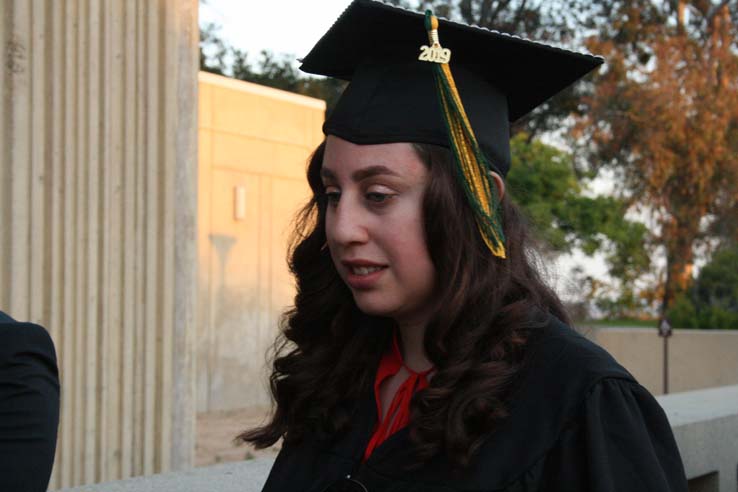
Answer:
[
  {"left": 706, "top": 0, "right": 731, "bottom": 25},
  {"left": 459, "top": 0, "right": 474, "bottom": 24},
  {"left": 490, "top": 0, "right": 514, "bottom": 25},
  {"left": 479, "top": 0, "right": 494, "bottom": 26},
  {"left": 515, "top": 0, "right": 533, "bottom": 31}
]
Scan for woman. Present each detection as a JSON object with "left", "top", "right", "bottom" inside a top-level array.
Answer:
[{"left": 241, "top": 1, "right": 688, "bottom": 491}]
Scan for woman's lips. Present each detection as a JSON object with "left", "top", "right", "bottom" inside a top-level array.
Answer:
[
  {"left": 341, "top": 260, "right": 388, "bottom": 290},
  {"left": 345, "top": 266, "right": 387, "bottom": 290}
]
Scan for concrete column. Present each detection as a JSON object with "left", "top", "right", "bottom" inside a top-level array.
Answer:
[{"left": 0, "top": 0, "right": 199, "bottom": 488}]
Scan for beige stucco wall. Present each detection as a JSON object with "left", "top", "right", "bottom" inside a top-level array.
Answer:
[
  {"left": 1, "top": 0, "right": 199, "bottom": 488},
  {"left": 583, "top": 327, "right": 738, "bottom": 396},
  {"left": 197, "top": 72, "right": 325, "bottom": 412}
]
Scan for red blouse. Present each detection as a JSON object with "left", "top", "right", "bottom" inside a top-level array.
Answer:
[{"left": 363, "top": 332, "right": 434, "bottom": 461}]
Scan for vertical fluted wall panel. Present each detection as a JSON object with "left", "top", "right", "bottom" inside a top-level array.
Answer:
[
  {"left": 0, "top": 0, "right": 199, "bottom": 488},
  {"left": 0, "top": 5, "right": 7, "bottom": 308}
]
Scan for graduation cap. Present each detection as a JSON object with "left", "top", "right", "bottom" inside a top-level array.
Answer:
[{"left": 300, "top": 0, "right": 603, "bottom": 258}]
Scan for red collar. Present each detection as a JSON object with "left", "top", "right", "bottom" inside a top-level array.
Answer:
[{"left": 364, "top": 331, "right": 434, "bottom": 461}]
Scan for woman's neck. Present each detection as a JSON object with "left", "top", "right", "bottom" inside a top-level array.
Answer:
[{"left": 396, "top": 319, "right": 433, "bottom": 373}]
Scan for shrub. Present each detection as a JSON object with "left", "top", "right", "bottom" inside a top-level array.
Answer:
[{"left": 667, "top": 245, "right": 738, "bottom": 329}]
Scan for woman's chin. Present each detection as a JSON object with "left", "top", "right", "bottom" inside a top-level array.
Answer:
[{"left": 352, "top": 294, "right": 398, "bottom": 319}]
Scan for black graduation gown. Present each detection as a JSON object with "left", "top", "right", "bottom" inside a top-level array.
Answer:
[
  {"left": 0, "top": 311, "right": 60, "bottom": 492},
  {"left": 261, "top": 317, "right": 688, "bottom": 492}
]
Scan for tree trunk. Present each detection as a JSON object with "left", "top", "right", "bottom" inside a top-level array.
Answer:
[
  {"left": 677, "top": 0, "right": 686, "bottom": 33},
  {"left": 661, "top": 223, "right": 695, "bottom": 316}
]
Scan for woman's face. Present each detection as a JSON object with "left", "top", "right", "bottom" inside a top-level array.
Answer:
[{"left": 322, "top": 136, "right": 436, "bottom": 327}]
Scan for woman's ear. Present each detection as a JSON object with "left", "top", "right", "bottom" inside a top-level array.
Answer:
[{"left": 490, "top": 172, "right": 505, "bottom": 200}]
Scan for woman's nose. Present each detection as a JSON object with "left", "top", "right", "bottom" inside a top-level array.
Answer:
[{"left": 327, "top": 196, "right": 369, "bottom": 246}]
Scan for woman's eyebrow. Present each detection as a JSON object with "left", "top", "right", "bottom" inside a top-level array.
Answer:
[{"left": 320, "top": 165, "right": 400, "bottom": 182}]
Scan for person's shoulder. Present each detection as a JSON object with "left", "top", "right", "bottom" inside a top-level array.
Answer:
[
  {"left": 502, "top": 314, "right": 639, "bottom": 438},
  {"left": 0, "top": 310, "right": 15, "bottom": 324},
  {"left": 523, "top": 314, "right": 634, "bottom": 389},
  {"left": 0, "top": 311, "right": 57, "bottom": 362},
  {"left": 458, "top": 317, "right": 645, "bottom": 489}
]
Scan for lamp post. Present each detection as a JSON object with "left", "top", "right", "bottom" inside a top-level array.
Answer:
[{"left": 658, "top": 318, "right": 673, "bottom": 394}]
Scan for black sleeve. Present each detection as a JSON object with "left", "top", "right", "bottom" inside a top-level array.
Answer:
[
  {"left": 541, "top": 378, "right": 688, "bottom": 492},
  {"left": 0, "top": 320, "right": 61, "bottom": 492},
  {"left": 262, "top": 439, "right": 356, "bottom": 492}
]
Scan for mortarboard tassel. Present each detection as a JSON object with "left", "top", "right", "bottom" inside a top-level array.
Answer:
[{"left": 420, "top": 11, "right": 506, "bottom": 259}]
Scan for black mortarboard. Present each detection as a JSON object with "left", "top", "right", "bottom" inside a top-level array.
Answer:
[{"left": 300, "top": 0, "right": 603, "bottom": 177}]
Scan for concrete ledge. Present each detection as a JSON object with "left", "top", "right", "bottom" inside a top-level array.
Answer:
[
  {"left": 58, "top": 459, "right": 274, "bottom": 492},
  {"left": 60, "top": 385, "right": 738, "bottom": 492},
  {"left": 657, "top": 385, "right": 738, "bottom": 492}
]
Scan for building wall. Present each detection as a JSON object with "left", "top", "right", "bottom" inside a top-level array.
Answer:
[
  {"left": 197, "top": 72, "right": 325, "bottom": 412},
  {"left": 0, "top": 1, "right": 199, "bottom": 488},
  {"left": 583, "top": 327, "right": 738, "bottom": 396}
]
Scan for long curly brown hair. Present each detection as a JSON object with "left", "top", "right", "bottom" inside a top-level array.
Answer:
[{"left": 239, "top": 140, "right": 569, "bottom": 467}]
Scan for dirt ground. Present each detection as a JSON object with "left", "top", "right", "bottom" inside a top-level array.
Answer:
[{"left": 195, "top": 406, "right": 281, "bottom": 467}]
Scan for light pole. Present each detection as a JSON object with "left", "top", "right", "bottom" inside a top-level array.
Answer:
[{"left": 658, "top": 318, "right": 673, "bottom": 394}]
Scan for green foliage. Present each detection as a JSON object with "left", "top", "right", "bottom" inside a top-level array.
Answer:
[
  {"left": 506, "top": 135, "right": 577, "bottom": 251},
  {"left": 585, "top": 318, "right": 657, "bottom": 328},
  {"left": 200, "top": 22, "right": 229, "bottom": 76},
  {"left": 507, "top": 134, "right": 650, "bottom": 283},
  {"left": 665, "top": 293, "right": 699, "bottom": 328},
  {"left": 667, "top": 246, "right": 738, "bottom": 329},
  {"left": 695, "top": 247, "right": 738, "bottom": 310}
]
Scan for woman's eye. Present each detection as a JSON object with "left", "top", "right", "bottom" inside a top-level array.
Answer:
[
  {"left": 324, "top": 191, "right": 341, "bottom": 205},
  {"left": 366, "top": 192, "right": 390, "bottom": 203}
]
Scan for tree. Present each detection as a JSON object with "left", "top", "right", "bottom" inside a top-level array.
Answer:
[
  {"left": 507, "top": 134, "right": 650, "bottom": 287},
  {"left": 200, "top": 22, "right": 229, "bottom": 76},
  {"left": 668, "top": 245, "right": 738, "bottom": 329},
  {"left": 574, "top": 1, "right": 738, "bottom": 314}
]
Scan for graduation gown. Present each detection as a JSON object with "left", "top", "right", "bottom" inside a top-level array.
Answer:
[
  {"left": 261, "top": 317, "right": 688, "bottom": 492},
  {"left": 0, "top": 311, "right": 60, "bottom": 492}
]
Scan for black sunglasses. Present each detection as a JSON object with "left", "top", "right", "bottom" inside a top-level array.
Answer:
[{"left": 321, "top": 476, "right": 369, "bottom": 492}]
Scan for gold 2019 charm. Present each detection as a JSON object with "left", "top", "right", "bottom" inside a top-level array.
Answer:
[{"left": 418, "top": 45, "right": 451, "bottom": 64}]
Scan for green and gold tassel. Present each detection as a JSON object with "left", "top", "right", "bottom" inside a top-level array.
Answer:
[{"left": 419, "top": 11, "right": 506, "bottom": 259}]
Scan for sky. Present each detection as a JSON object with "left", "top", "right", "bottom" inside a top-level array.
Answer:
[{"left": 200, "top": 0, "right": 353, "bottom": 58}]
